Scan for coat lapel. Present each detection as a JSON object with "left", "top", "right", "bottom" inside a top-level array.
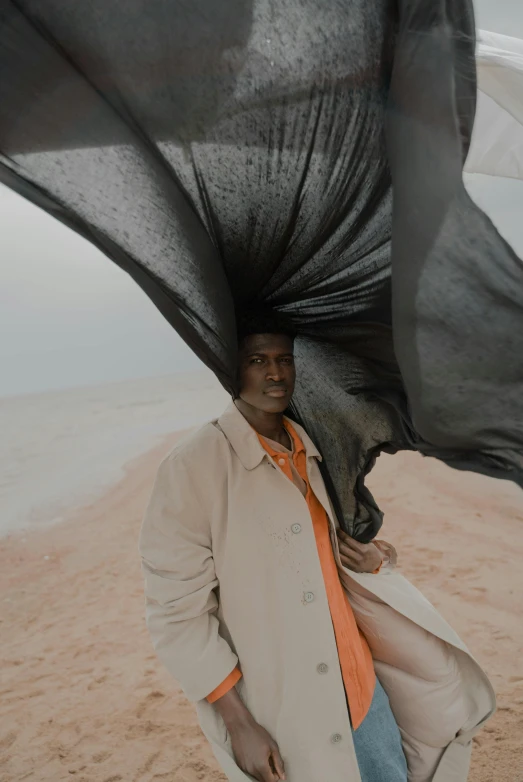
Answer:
[{"left": 216, "top": 402, "right": 267, "bottom": 471}]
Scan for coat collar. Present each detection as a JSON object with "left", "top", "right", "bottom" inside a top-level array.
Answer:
[{"left": 217, "top": 401, "right": 322, "bottom": 471}]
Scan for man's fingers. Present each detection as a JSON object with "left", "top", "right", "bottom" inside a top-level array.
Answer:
[
  {"left": 346, "top": 537, "right": 368, "bottom": 554},
  {"left": 340, "top": 555, "right": 364, "bottom": 573},
  {"left": 256, "top": 760, "right": 278, "bottom": 782},
  {"left": 340, "top": 543, "right": 383, "bottom": 574},
  {"left": 253, "top": 747, "right": 283, "bottom": 782},
  {"left": 339, "top": 547, "right": 365, "bottom": 572},
  {"left": 251, "top": 765, "right": 269, "bottom": 782},
  {"left": 338, "top": 541, "right": 363, "bottom": 563},
  {"left": 270, "top": 745, "right": 286, "bottom": 780},
  {"left": 340, "top": 550, "right": 359, "bottom": 565},
  {"left": 339, "top": 551, "right": 361, "bottom": 567}
]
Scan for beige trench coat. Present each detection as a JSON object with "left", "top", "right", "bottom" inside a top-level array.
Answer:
[{"left": 139, "top": 402, "right": 495, "bottom": 782}]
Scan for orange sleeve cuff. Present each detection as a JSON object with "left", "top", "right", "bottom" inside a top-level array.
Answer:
[
  {"left": 206, "top": 667, "right": 242, "bottom": 703},
  {"left": 372, "top": 558, "right": 383, "bottom": 575}
]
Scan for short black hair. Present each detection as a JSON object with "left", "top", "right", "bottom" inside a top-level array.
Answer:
[{"left": 236, "top": 306, "right": 296, "bottom": 347}]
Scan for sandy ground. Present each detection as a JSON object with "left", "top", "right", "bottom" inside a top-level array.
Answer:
[{"left": 1, "top": 434, "right": 523, "bottom": 782}]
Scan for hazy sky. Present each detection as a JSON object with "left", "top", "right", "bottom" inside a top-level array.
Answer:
[
  {"left": 0, "top": 187, "right": 203, "bottom": 396},
  {"left": 475, "top": 0, "right": 523, "bottom": 36},
  {"left": 1, "top": 0, "right": 522, "bottom": 396}
]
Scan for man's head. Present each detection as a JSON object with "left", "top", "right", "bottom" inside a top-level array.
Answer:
[{"left": 236, "top": 310, "right": 296, "bottom": 413}]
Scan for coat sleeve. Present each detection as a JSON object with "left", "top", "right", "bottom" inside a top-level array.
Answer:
[{"left": 139, "top": 449, "right": 239, "bottom": 702}]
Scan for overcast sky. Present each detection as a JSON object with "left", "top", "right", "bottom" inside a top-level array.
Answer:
[{"left": 1, "top": 0, "right": 522, "bottom": 397}]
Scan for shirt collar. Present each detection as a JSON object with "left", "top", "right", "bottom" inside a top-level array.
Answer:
[{"left": 217, "top": 401, "right": 322, "bottom": 471}]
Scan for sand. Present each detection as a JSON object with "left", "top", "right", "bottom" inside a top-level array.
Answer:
[{"left": 1, "top": 435, "right": 522, "bottom": 782}]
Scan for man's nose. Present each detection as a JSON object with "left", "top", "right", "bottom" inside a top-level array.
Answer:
[{"left": 266, "top": 361, "right": 283, "bottom": 381}]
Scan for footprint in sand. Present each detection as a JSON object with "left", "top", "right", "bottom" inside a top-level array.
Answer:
[
  {"left": 0, "top": 731, "right": 17, "bottom": 750},
  {"left": 135, "top": 690, "right": 165, "bottom": 718},
  {"left": 458, "top": 566, "right": 479, "bottom": 579},
  {"left": 133, "top": 750, "right": 162, "bottom": 781},
  {"left": 172, "top": 760, "right": 218, "bottom": 782},
  {"left": 453, "top": 586, "right": 488, "bottom": 602},
  {"left": 92, "top": 750, "right": 112, "bottom": 764},
  {"left": 87, "top": 675, "right": 107, "bottom": 690},
  {"left": 125, "top": 720, "right": 171, "bottom": 740}
]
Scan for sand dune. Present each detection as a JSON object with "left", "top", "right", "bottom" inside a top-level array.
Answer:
[{"left": 1, "top": 435, "right": 522, "bottom": 781}]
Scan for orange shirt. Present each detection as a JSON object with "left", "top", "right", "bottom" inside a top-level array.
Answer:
[{"left": 207, "top": 421, "right": 376, "bottom": 729}]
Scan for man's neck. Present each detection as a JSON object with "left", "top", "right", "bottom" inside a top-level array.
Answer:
[{"left": 234, "top": 398, "right": 290, "bottom": 447}]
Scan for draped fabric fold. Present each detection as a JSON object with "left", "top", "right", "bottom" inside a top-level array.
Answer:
[
  {"left": 466, "top": 29, "right": 523, "bottom": 179},
  {"left": 1, "top": 0, "right": 522, "bottom": 541}
]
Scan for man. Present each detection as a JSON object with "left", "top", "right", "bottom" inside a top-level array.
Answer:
[{"left": 139, "top": 313, "right": 494, "bottom": 782}]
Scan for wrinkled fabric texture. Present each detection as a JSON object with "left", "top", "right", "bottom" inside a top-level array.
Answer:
[{"left": 0, "top": 0, "right": 522, "bottom": 541}]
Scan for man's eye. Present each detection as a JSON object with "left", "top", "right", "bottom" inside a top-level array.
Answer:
[
  {"left": 250, "top": 358, "right": 263, "bottom": 364},
  {"left": 281, "top": 358, "right": 294, "bottom": 364}
]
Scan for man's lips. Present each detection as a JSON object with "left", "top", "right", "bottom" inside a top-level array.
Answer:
[{"left": 264, "top": 387, "right": 287, "bottom": 398}]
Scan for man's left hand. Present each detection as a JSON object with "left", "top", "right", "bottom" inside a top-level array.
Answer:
[{"left": 336, "top": 530, "right": 383, "bottom": 574}]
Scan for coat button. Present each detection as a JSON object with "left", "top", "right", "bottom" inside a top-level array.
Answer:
[
  {"left": 304, "top": 591, "right": 315, "bottom": 603},
  {"left": 278, "top": 458, "right": 286, "bottom": 466},
  {"left": 317, "top": 663, "right": 328, "bottom": 674},
  {"left": 291, "top": 523, "right": 302, "bottom": 534},
  {"left": 330, "top": 733, "right": 342, "bottom": 744}
]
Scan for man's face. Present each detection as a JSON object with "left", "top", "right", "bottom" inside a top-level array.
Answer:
[{"left": 237, "top": 333, "right": 296, "bottom": 413}]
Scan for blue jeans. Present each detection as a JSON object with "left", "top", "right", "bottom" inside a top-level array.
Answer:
[{"left": 351, "top": 678, "right": 408, "bottom": 782}]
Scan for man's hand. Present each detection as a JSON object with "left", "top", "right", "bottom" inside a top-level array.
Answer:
[
  {"left": 214, "top": 686, "right": 285, "bottom": 781},
  {"left": 336, "top": 529, "right": 383, "bottom": 573},
  {"left": 228, "top": 714, "right": 285, "bottom": 782}
]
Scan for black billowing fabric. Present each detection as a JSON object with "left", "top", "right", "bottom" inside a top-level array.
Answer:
[{"left": 0, "top": 0, "right": 522, "bottom": 541}]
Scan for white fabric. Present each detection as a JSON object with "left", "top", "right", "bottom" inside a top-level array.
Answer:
[{"left": 466, "top": 30, "right": 523, "bottom": 179}]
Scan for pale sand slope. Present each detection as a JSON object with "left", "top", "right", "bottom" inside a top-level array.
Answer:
[{"left": 1, "top": 435, "right": 522, "bottom": 782}]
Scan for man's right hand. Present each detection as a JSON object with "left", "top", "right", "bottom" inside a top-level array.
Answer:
[{"left": 213, "top": 686, "right": 285, "bottom": 782}]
